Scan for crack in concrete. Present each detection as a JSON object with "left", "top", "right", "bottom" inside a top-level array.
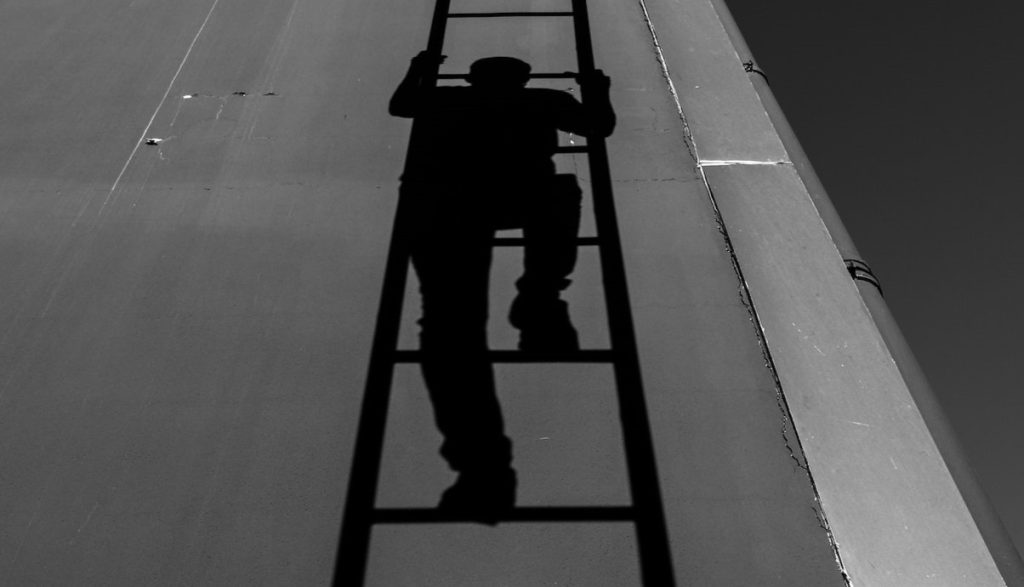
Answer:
[
  {"left": 636, "top": 0, "right": 699, "bottom": 165},
  {"left": 706, "top": 156, "right": 854, "bottom": 587}
]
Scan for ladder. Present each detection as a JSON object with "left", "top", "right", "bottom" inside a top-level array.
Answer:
[{"left": 333, "top": 1, "right": 676, "bottom": 584}]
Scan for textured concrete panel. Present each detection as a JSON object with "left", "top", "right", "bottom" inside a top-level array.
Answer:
[
  {"left": 704, "top": 163, "right": 1005, "bottom": 585},
  {"left": 636, "top": 0, "right": 788, "bottom": 163}
]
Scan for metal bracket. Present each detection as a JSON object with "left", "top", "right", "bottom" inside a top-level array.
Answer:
[
  {"left": 742, "top": 60, "right": 769, "bottom": 84},
  {"left": 844, "top": 258, "right": 883, "bottom": 296}
]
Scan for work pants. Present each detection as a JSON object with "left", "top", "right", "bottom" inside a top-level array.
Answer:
[{"left": 406, "top": 175, "right": 582, "bottom": 473}]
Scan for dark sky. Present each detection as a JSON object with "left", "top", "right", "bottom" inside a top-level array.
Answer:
[{"left": 726, "top": 0, "right": 1024, "bottom": 555}]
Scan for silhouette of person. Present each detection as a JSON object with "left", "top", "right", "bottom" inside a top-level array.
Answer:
[{"left": 390, "top": 52, "right": 615, "bottom": 522}]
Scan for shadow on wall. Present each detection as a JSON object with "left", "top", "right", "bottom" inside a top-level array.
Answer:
[{"left": 389, "top": 51, "right": 615, "bottom": 523}]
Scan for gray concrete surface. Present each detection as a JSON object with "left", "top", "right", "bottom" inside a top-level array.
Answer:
[{"left": 0, "top": 0, "right": 845, "bottom": 584}]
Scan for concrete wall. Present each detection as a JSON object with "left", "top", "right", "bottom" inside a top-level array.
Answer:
[{"left": 0, "top": 0, "right": 977, "bottom": 584}]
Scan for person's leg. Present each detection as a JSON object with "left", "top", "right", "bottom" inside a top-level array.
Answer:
[
  {"left": 509, "top": 174, "right": 583, "bottom": 351},
  {"left": 409, "top": 185, "right": 515, "bottom": 520},
  {"left": 519, "top": 174, "right": 582, "bottom": 292}
]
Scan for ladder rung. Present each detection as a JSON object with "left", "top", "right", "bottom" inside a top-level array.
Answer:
[
  {"left": 448, "top": 12, "right": 574, "bottom": 18},
  {"left": 373, "top": 505, "right": 635, "bottom": 524},
  {"left": 555, "top": 145, "right": 588, "bottom": 154},
  {"left": 437, "top": 72, "right": 577, "bottom": 81},
  {"left": 492, "top": 236, "right": 599, "bottom": 246},
  {"left": 393, "top": 349, "right": 616, "bottom": 363}
]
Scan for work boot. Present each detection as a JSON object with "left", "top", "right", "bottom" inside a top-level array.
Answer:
[
  {"left": 508, "top": 295, "right": 579, "bottom": 352},
  {"left": 438, "top": 467, "right": 517, "bottom": 525}
]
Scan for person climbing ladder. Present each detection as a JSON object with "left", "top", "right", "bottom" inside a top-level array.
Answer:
[{"left": 389, "top": 50, "right": 615, "bottom": 520}]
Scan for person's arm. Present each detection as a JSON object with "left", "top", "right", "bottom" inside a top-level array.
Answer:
[
  {"left": 578, "top": 70, "right": 615, "bottom": 138},
  {"left": 389, "top": 52, "right": 445, "bottom": 118},
  {"left": 555, "top": 70, "right": 616, "bottom": 137}
]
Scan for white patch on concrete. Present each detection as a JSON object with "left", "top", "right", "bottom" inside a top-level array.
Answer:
[{"left": 698, "top": 160, "right": 788, "bottom": 167}]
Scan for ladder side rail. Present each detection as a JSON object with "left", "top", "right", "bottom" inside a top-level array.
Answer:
[
  {"left": 569, "top": 1, "right": 677, "bottom": 584},
  {"left": 332, "top": 1, "right": 453, "bottom": 585}
]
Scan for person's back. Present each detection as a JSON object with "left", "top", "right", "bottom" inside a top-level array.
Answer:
[
  {"left": 408, "top": 85, "right": 581, "bottom": 182},
  {"left": 391, "top": 55, "right": 614, "bottom": 185}
]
